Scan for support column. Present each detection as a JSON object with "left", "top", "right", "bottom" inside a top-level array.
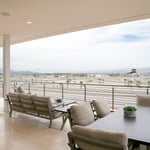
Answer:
[{"left": 3, "top": 34, "right": 10, "bottom": 113}]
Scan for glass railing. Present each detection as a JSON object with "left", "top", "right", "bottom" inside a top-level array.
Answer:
[{"left": 2, "top": 81, "right": 148, "bottom": 111}]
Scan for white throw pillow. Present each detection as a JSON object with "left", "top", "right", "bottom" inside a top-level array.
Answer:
[{"left": 16, "top": 86, "right": 25, "bottom": 93}]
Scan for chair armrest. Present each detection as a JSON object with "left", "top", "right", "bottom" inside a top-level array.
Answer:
[{"left": 68, "top": 131, "right": 125, "bottom": 150}]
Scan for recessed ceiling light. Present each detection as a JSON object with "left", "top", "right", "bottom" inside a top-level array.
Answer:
[
  {"left": 27, "top": 21, "right": 32, "bottom": 24},
  {"left": 1, "top": 12, "right": 10, "bottom": 16}
]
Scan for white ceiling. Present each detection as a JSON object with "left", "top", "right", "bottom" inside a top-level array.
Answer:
[{"left": 0, "top": 0, "right": 150, "bottom": 46}]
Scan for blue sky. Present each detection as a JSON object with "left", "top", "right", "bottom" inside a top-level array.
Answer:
[{"left": 0, "top": 18, "right": 150, "bottom": 73}]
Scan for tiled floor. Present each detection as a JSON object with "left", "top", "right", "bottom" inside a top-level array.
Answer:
[
  {"left": 0, "top": 98, "right": 70, "bottom": 150},
  {"left": 0, "top": 98, "right": 147, "bottom": 150}
]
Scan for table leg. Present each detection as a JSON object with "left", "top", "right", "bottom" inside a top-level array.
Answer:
[{"left": 61, "top": 113, "right": 68, "bottom": 130}]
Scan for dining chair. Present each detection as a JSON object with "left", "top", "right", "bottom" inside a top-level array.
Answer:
[
  {"left": 91, "top": 99, "right": 110, "bottom": 118},
  {"left": 67, "top": 102, "right": 95, "bottom": 128},
  {"left": 136, "top": 95, "right": 150, "bottom": 150},
  {"left": 136, "top": 95, "right": 150, "bottom": 106},
  {"left": 68, "top": 125, "right": 128, "bottom": 150}
]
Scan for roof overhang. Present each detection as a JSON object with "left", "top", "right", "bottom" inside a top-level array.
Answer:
[{"left": 0, "top": 0, "right": 150, "bottom": 46}]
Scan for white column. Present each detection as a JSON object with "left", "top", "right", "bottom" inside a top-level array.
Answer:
[{"left": 3, "top": 34, "right": 10, "bottom": 113}]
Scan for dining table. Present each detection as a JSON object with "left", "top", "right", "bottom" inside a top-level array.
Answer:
[{"left": 87, "top": 105, "right": 150, "bottom": 145}]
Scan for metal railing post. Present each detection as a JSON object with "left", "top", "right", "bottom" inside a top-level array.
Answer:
[
  {"left": 14, "top": 82, "right": 16, "bottom": 92},
  {"left": 43, "top": 83, "right": 45, "bottom": 96},
  {"left": 112, "top": 87, "right": 114, "bottom": 111},
  {"left": 147, "top": 88, "right": 149, "bottom": 95},
  {"left": 84, "top": 84, "right": 86, "bottom": 102},
  {"left": 14, "top": 82, "right": 18, "bottom": 92},
  {"left": 61, "top": 83, "right": 64, "bottom": 100},
  {"left": 28, "top": 83, "right": 31, "bottom": 94}
]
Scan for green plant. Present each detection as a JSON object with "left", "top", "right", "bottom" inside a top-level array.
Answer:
[{"left": 124, "top": 106, "right": 137, "bottom": 111}]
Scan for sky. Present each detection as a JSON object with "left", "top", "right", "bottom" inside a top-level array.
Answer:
[{"left": 0, "top": 18, "right": 150, "bottom": 73}]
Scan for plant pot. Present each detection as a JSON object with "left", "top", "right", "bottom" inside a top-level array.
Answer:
[{"left": 124, "top": 110, "right": 136, "bottom": 118}]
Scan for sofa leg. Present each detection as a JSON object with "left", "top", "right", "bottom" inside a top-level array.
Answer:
[
  {"left": 9, "top": 110, "right": 12, "bottom": 117},
  {"left": 49, "top": 119, "right": 52, "bottom": 128}
]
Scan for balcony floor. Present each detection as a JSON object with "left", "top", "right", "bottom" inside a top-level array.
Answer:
[
  {"left": 0, "top": 98, "right": 70, "bottom": 150},
  {"left": 0, "top": 98, "right": 148, "bottom": 150}
]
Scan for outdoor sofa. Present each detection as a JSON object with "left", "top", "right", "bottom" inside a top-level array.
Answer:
[{"left": 7, "top": 92, "right": 63, "bottom": 128}]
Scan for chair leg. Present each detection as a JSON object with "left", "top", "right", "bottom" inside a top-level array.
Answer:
[
  {"left": 129, "top": 143, "right": 140, "bottom": 150},
  {"left": 61, "top": 113, "right": 68, "bottom": 130},
  {"left": 147, "top": 146, "right": 150, "bottom": 150},
  {"left": 68, "top": 133, "right": 76, "bottom": 150}
]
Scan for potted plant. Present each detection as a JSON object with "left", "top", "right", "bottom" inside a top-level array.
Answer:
[{"left": 123, "top": 106, "right": 137, "bottom": 118}]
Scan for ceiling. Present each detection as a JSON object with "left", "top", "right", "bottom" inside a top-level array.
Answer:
[{"left": 0, "top": 0, "right": 150, "bottom": 46}]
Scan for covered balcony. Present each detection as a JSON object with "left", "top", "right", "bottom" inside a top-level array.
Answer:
[{"left": 0, "top": 0, "right": 150, "bottom": 150}]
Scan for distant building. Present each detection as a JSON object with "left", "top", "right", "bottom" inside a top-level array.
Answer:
[
  {"left": 130, "top": 68, "right": 136, "bottom": 74},
  {"left": 95, "top": 74, "right": 102, "bottom": 78}
]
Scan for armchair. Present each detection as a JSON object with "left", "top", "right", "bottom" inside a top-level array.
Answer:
[{"left": 68, "top": 125, "right": 128, "bottom": 150}]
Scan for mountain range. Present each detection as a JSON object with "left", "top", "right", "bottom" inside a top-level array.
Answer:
[{"left": 0, "top": 67, "right": 150, "bottom": 74}]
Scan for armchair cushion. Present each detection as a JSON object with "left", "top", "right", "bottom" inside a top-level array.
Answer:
[
  {"left": 70, "top": 102, "right": 95, "bottom": 126},
  {"left": 136, "top": 95, "right": 150, "bottom": 106},
  {"left": 92, "top": 100, "right": 110, "bottom": 118}
]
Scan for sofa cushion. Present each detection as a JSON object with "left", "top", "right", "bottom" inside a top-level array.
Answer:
[
  {"left": 8, "top": 92, "right": 22, "bottom": 106},
  {"left": 33, "top": 95, "right": 53, "bottom": 107},
  {"left": 136, "top": 95, "right": 150, "bottom": 106},
  {"left": 19, "top": 93, "right": 33, "bottom": 104},
  {"left": 53, "top": 111, "right": 63, "bottom": 119},
  {"left": 92, "top": 100, "right": 110, "bottom": 118},
  {"left": 70, "top": 102, "right": 95, "bottom": 126}
]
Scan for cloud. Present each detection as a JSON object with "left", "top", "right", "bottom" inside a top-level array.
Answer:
[
  {"left": 89, "top": 18, "right": 150, "bottom": 44},
  {"left": 0, "top": 19, "right": 150, "bottom": 73},
  {"left": 121, "top": 34, "right": 147, "bottom": 42}
]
